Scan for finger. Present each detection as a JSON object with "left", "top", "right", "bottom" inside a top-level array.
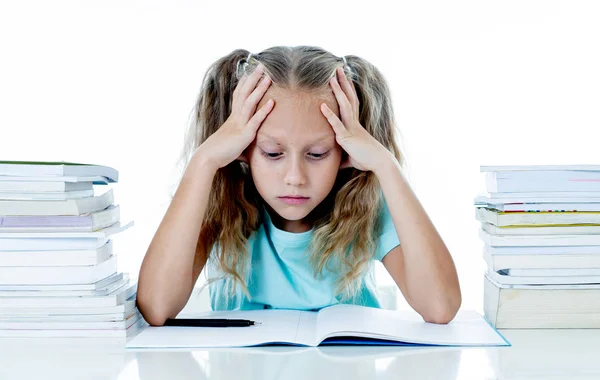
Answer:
[
  {"left": 232, "top": 74, "right": 250, "bottom": 108},
  {"left": 329, "top": 76, "right": 354, "bottom": 125},
  {"left": 233, "top": 70, "right": 250, "bottom": 95},
  {"left": 320, "top": 103, "right": 347, "bottom": 135},
  {"left": 339, "top": 67, "right": 359, "bottom": 108},
  {"left": 247, "top": 99, "right": 275, "bottom": 132},
  {"left": 239, "top": 64, "right": 266, "bottom": 102},
  {"left": 241, "top": 76, "right": 272, "bottom": 122},
  {"left": 232, "top": 60, "right": 255, "bottom": 108},
  {"left": 336, "top": 67, "right": 358, "bottom": 109}
]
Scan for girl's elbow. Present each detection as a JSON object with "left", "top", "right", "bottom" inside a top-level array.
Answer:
[
  {"left": 136, "top": 295, "right": 169, "bottom": 327},
  {"left": 423, "top": 292, "right": 462, "bottom": 324},
  {"left": 422, "top": 306, "right": 458, "bottom": 324}
]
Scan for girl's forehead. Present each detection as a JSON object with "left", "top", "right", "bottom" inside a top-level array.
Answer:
[
  {"left": 257, "top": 119, "right": 335, "bottom": 143},
  {"left": 257, "top": 128, "right": 335, "bottom": 147},
  {"left": 258, "top": 95, "right": 337, "bottom": 140},
  {"left": 258, "top": 87, "right": 339, "bottom": 124},
  {"left": 259, "top": 87, "right": 337, "bottom": 109}
]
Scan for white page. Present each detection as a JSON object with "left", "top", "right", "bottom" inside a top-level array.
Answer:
[
  {"left": 475, "top": 195, "right": 600, "bottom": 204},
  {"left": 488, "top": 191, "right": 600, "bottom": 198},
  {"left": 488, "top": 268, "right": 600, "bottom": 285},
  {"left": 126, "top": 309, "right": 320, "bottom": 349},
  {"left": 0, "top": 298, "right": 136, "bottom": 316},
  {"left": 0, "top": 220, "right": 132, "bottom": 238},
  {"left": 484, "top": 273, "right": 600, "bottom": 289},
  {"left": 506, "top": 267, "right": 600, "bottom": 276},
  {"left": 296, "top": 310, "right": 319, "bottom": 345},
  {"left": 316, "top": 304, "right": 508, "bottom": 346},
  {"left": 481, "top": 165, "right": 600, "bottom": 172},
  {"left": 0, "top": 175, "right": 110, "bottom": 184},
  {"left": 0, "top": 255, "right": 118, "bottom": 286}
]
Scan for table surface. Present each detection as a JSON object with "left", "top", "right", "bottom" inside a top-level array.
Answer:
[{"left": 1, "top": 329, "right": 600, "bottom": 380}]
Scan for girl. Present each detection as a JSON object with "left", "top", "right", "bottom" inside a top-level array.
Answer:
[{"left": 137, "top": 46, "right": 461, "bottom": 326}]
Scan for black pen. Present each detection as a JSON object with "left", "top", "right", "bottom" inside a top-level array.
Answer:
[{"left": 164, "top": 318, "right": 260, "bottom": 327}]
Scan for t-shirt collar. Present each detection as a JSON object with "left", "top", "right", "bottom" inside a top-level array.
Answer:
[{"left": 262, "top": 205, "right": 313, "bottom": 246}]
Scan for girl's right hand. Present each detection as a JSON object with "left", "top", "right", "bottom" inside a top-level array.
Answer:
[{"left": 196, "top": 63, "right": 274, "bottom": 170}]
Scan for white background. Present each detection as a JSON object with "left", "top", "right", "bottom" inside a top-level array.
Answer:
[{"left": 1, "top": 0, "right": 599, "bottom": 313}]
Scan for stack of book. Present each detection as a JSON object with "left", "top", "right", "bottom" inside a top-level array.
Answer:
[
  {"left": 475, "top": 164, "right": 600, "bottom": 328},
  {"left": 0, "top": 161, "right": 144, "bottom": 338}
]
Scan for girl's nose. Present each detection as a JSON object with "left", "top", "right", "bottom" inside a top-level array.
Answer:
[{"left": 283, "top": 157, "right": 307, "bottom": 186}]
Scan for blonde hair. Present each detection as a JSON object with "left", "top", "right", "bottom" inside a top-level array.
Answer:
[{"left": 176, "top": 45, "right": 406, "bottom": 302}]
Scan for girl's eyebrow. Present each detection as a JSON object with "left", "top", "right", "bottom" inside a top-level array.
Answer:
[{"left": 258, "top": 134, "right": 334, "bottom": 146}]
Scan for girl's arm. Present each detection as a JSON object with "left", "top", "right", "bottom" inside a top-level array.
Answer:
[
  {"left": 376, "top": 154, "right": 462, "bottom": 324},
  {"left": 320, "top": 67, "right": 460, "bottom": 323},
  {"left": 136, "top": 151, "right": 218, "bottom": 326}
]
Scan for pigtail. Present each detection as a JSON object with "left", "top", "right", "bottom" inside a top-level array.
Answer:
[
  {"left": 179, "top": 49, "right": 263, "bottom": 299},
  {"left": 309, "top": 56, "right": 405, "bottom": 300}
]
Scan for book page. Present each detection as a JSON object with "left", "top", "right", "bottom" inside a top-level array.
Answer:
[
  {"left": 316, "top": 304, "right": 418, "bottom": 343},
  {"left": 316, "top": 304, "right": 508, "bottom": 346},
  {"left": 480, "top": 165, "right": 600, "bottom": 172},
  {"left": 0, "top": 220, "right": 132, "bottom": 238},
  {"left": 0, "top": 175, "right": 110, "bottom": 184},
  {"left": 295, "top": 310, "right": 319, "bottom": 346},
  {"left": 127, "top": 309, "right": 320, "bottom": 349}
]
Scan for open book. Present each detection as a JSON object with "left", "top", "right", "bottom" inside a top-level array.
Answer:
[{"left": 126, "top": 304, "right": 509, "bottom": 349}]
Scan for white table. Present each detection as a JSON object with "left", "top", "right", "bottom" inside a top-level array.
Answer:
[{"left": 1, "top": 329, "right": 599, "bottom": 379}]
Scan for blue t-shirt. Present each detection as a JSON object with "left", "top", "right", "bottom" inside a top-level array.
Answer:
[{"left": 206, "top": 198, "right": 400, "bottom": 311}]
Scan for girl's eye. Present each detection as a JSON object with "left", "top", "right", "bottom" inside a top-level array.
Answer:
[
  {"left": 260, "top": 151, "right": 329, "bottom": 160},
  {"left": 259, "top": 150, "right": 281, "bottom": 159}
]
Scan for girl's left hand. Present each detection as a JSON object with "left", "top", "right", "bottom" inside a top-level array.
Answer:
[{"left": 320, "top": 67, "right": 390, "bottom": 172}]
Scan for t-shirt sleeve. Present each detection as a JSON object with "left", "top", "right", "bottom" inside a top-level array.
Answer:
[{"left": 373, "top": 197, "right": 401, "bottom": 261}]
